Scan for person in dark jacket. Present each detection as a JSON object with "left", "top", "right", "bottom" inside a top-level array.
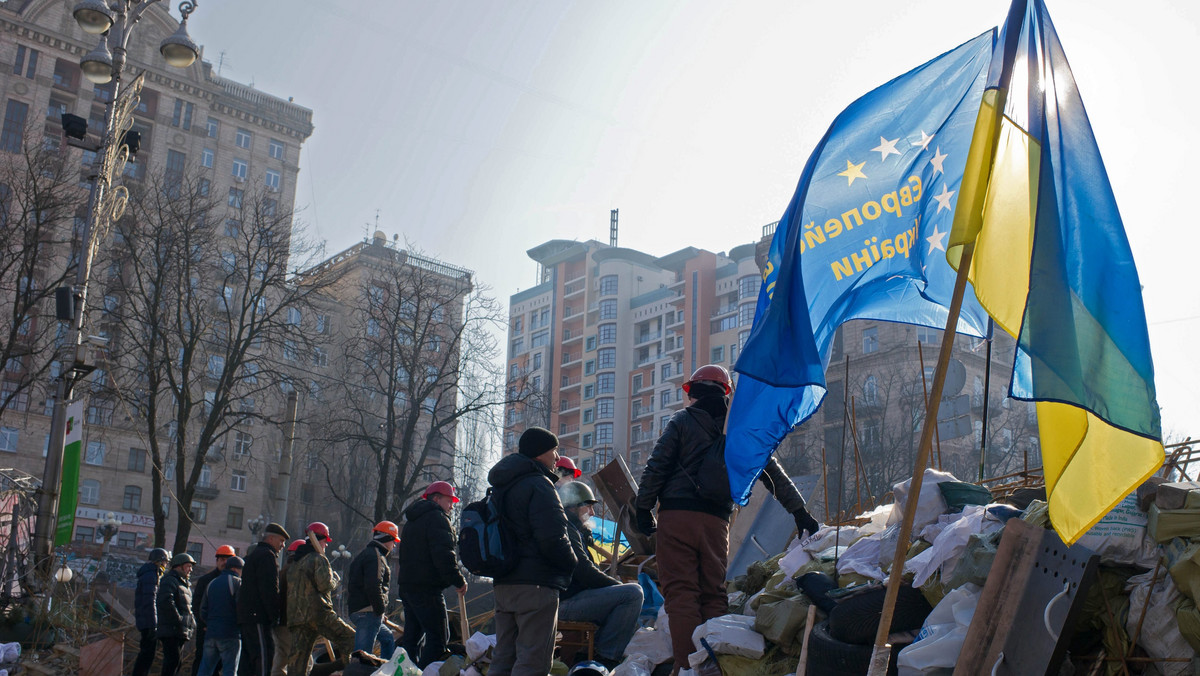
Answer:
[
  {"left": 156, "top": 553, "right": 197, "bottom": 676},
  {"left": 634, "top": 364, "right": 821, "bottom": 673},
  {"left": 397, "top": 482, "right": 466, "bottom": 668},
  {"left": 557, "top": 482, "right": 643, "bottom": 668},
  {"left": 192, "top": 545, "right": 236, "bottom": 676},
  {"left": 237, "top": 522, "right": 290, "bottom": 676},
  {"left": 132, "top": 547, "right": 170, "bottom": 676},
  {"left": 347, "top": 520, "right": 399, "bottom": 659},
  {"left": 487, "top": 427, "right": 577, "bottom": 676},
  {"left": 197, "top": 556, "right": 245, "bottom": 676}
]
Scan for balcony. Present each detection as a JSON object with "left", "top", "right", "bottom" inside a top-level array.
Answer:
[
  {"left": 711, "top": 304, "right": 738, "bottom": 318},
  {"left": 563, "top": 306, "right": 583, "bottom": 322},
  {"left": 562, "top": 329, "right": 583, "bottom": 343},
  {"left": 666, "top": 364, "right": 686, "bottom": 382},
  {"left": 564, "top": 280, "right": 585, "bottom": 298},
  {"left": 194, "top": 484, "right": 220, "bottom": 500},
  {"left": 632, "top": 404, "right": 655, "bottom": 420},
  {"left": 558, "top": 424, "right": 580, "bottom": 437},
  {"left": 560, "top": 399, "right": 580, "bottom": 414},
  {"left": 634, "top": 331, "right": 662, "bottom": 347},
  {"left": 665, "top": 339, "right": 684, "bottom": 355},
  {"left": 561, "top": 351, "right": 581, "bottom": 367},
  {"left": 561, "top": 376, "right": 581, "bottom": 390}
]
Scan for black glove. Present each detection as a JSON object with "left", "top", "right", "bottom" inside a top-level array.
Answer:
[
  {"left": 793, "top": 508, "right": 820, "bottom": 539},
  {"left": 635, "top": 509, "right": 657, "bottom": 536}
]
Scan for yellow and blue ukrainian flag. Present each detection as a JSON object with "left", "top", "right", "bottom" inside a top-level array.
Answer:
[{"left": 948, "top": 0, "right": 1162, "bottom": 544}]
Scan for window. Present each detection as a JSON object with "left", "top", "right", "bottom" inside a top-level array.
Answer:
[
  {"left": 863, "top": 375, "right": 878, "bottom": 405},
  {"left": 661, "top": 414, "right": 671, "bottom": 430},
  {"left": 599, "top": 275, "right": 618, "bottom": 296},
  {"left": 14, "top": 46, "right": 39, "bottom": 79},
  {"left": 283, "top": 339, "right": 298, "bottom": 361},
  {"left": 595, "top": 423, "right": 613, "bottom": 445},
  {"left": 597, "top": 398, "right": 614, "bottom": 419},
  {"left": 0, "top": 427, "right": 17, "bottom": 453},
  {"left": 75, "top": 526, "right": 95, "bottom": 542},
  {"left": 171, "top": 99, "right": 193, "bottom": 130},
  {"left": 312, "top": 347, "right": 328, "bottom": 367},
  {"left": 80, "top": 479, "right": 100, "bottom": 505},
  {"left": 597, "top": 348, "right": 616, "bottom": 370},
  {"left": 123, "top": 485, "right": 142, "bottom": 511},
  {"left": 510, "top": 338, "right": 524, "bottom": 354},
  {"left": 531, "top": 375, "right": 541, "bottom": 390},
  {"left": 584, "top": 360, "right": 596, "bottom": 376},
  {"left": 916, "top": 326, "right": 941, "bottom": 345},
  {"left": 231, "top": 470, "right": 247, "bottom": 492},
  {"left": 511, "top": 316, "right": 523, "bottom": 334},
  {"left": 187, "top": 542, "right": 204, "bottom": 561},
  {"left": 598, "top": 324, "right": 617, "bottom": 345},
  {"left": 265, "top": 169, "right": 280, "bottom": 191},
  {"left": 227, "top": 506, "right": 243, "bottom": 529},
  {"left": 199, "top": 177, "right": 210, "bottom": 196},
  {"left": 738, "top": 275, "right": 761, "bottom": 300},
  {"left": 2, "top": 100, "right": 30, "bottom": 153},
  {"left": 118, "top": 532, "right": 137, "bottom": 548},
  {"left": 301, "top": 483, "right": 315, "bottom": 504},
  {"left": 862, "top": 327, "right": 879, "bottom": 354},
  {"left": 586, "top": 336, "right": 597, "bottom": 351},
  {"left": 190, "top": 501, "right": 208, "bottom": 524},
  {"left": 201, "top": 147, "right": 214, "bottom": 168},
  {"left": 235, "top": 128, "right": 251, "bottom": 148},
  {"left": 632, "top": 374, "right": 643, "bottom": 392},
  {"left": 2, "top": 382, "right": 28, "bottom": 413},
  {"left": 268, "top": 138, "right": 284, "bottom": 160},
  {"left": 661, "top": 390, "right": 671, "bottom": 408},
  {"left": 233, "top": 431, "right": 253, "bottom": 459},
  {"left": 85, "top": 441, "right": 106, "bottom": 466},
  {"left": 207, "top": 355, "right": 225, "bottom": 378},
  {"left": 662, "top": 364, "right": 671, "bottom": 381},
  {"left": 531, "top": 351, "right": 541, "bottom": 369},
  {"left": 231, "top": 158, "right": 248, "bottom": 180},
  {"left": 206, "top": 117, "right": 219, "bottom": 138},
  {"left": 531, "top": 330, "right": 550, "bottom": 349},
  {"left": 711, "top": 345, "right": 725, "bottom": 363},
  {"left": 228, "top": 187, "right": 243, "bottom": 208},
  {"left": 738, "top": 303, "right": 756, "bottom": 327},
  {"left": 128, "top": 448, "right": 146, "bottom": 472},
  {"left": 583, "top": 384, "right": 595, "bottom": 400},
  {"left": 599, "top": 299, "right": 617, "bottom": 320},
  {"left": 582, "top": 434, "right": 593, "bottom": 450},
  {"left": 367, "top": 318, "right": 380, "bottom": 337},
  {"left": 86, "top": 403, "right": 113, "bottom": 426},
  {"left": 597, "top": 373, "right": 615, "bottom": 394},
  {"left": 583, "top": 408, "right": 594, "bottom": 424},
  {"left": 315, "top": 314, "right": 329, "bottom": 335},
  {"left": 286, "top": 307, "right": 302, "bottom": 325}
]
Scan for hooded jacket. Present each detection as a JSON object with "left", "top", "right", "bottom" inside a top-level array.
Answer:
[
  {"left": 134, "top": 561, "right": 162, "bottom": 631},
  {"left": 155, "top": 568, "right": 196, "bottom": 640},
  {"left": 486, "top": 453, "right": 577, "bottom": 590},
  {"left": 398, "top": 498, "right": 465, "bottom": 593},
  {"left": 635, "top": 394, "right": 808, "bottom": 520},
  {"left": 200, "top": 569, "right": 242, "bottom": 640},
  {"left": 561, "top": 509, "right": 619, "bottom": 601},
  {"left": 348, "top": 539, "right": 393, "bottom": 614}
]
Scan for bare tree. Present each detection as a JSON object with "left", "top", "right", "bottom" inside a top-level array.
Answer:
[
  {"left": 0, "top": 136, "right": 77, "bottom": 422},
  {"left": 102, "top": 169, "right": 336, "bottom": 551}
]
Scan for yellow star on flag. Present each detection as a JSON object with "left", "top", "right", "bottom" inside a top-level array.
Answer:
[{"left": 837, "top": 159, "right": 867, "bottom": 186}]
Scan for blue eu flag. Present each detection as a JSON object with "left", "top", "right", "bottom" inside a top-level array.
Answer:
[{"left": 727, "top": 31, "right": 995, "bottom": 505}]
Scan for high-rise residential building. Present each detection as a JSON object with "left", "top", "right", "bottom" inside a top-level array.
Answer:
[
  {"left": 0, "top": 1, "right": 312, "bottom": 565},
  {"left": 505, "top": 239, "right": 763, "bottom": 476}
]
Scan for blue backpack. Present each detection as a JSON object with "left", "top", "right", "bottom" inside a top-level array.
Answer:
[{"left": 458, "top": 487, "right": 518, "bottom": 579}]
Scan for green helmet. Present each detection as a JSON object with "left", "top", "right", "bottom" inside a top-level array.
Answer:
[
  {"left": 558, "top": 481, "right": 598, "bottom": 509},
  {"left": 170, "top": 553, "right": 195, "bottom": 568}
]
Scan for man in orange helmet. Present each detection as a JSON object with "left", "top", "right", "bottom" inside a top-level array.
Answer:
[
  {"left": 398, "top": 481, "right": 467, "bottom": 668},
  {"left": 347, "top": 521, "right": 399, "bottom": 659},
  {"left": 635, "top": 364, "right": 821, "bottom": 673},
  {"left": 191, "top": 545, "right": 236, "bottom": 676}
]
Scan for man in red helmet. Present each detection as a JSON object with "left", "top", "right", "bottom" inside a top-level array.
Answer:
[
  {"left": 347, "top": 521, "right": 399, "bottom": 659},
  {"left": 398, "top": 481, "right": 467, "bottom": 668},
  {"left": 635, "top": 364, "right": 821, "bottom": 673},
  {"left": 286, "top": 522, "right": 356, "bottom": 676},
  {"left": 555, "top": 456, "right": 583, "bottom": 481}
]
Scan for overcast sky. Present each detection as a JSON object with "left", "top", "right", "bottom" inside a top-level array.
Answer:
[{"left": 186, "top": 0, "right": 1199, "bottom": 440}]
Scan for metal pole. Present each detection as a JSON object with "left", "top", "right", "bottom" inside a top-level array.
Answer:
[
  {"left": 275, "top": 391, "right": 299, "bottom": 528},
  {"left": 978, "top": 319, "right": 994, "bottom": 482}
]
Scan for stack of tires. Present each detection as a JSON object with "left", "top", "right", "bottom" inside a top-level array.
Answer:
[{"left": 805, "top": 584, "right": 932, "bottom": 675}]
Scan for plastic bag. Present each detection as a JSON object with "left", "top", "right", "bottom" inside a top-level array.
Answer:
[
  {"left": 640, "top": 571, "right": 664, "bottom": 619},
  {"left": 464, "top": 632, "right": 495, "bottom": 663},
  {"left": 612, "top": 654, "right": 655, "bottom": 676},
  {"left": 371, "top": 648, "right": 423, "bottom": 676},
  {"left": 624, "top": 625, "right": 673, "bottom": 665},
  {"left": 895, "top": 583, "right": 981, "bottom": 675},
  {"left": 692, "top": 614, "right": 764, "bottom": 659},
  {"left": 421, "top": 662, "right": 444, "bottom": 676},
  {"left": 1125, "top": 570, "right": 1194, "bottom": 676},
  {"left": 0, "top": 644, "right": 15, "bottom": 664},
  {"left": 887, "top": 469, "right": 958, "bottom": 533},
  {"left": 906, "top": 505, "right": 1001, "bottom": 587},
  {"left": 1075, "top": 494, "right": 1159, "bottom": 567}
]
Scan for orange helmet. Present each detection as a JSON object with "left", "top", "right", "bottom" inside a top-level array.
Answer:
[
  {"left": 423, "top": 481, "right": 460, "bottom": 503},
  {"left": 373, "top": 520, "right": 400, "bottom": 542},
  {"left": 555, "top": 456, "right": 582, "bottom": 479},
  {"left": 682, "top": 364, "right": 732, "bottom": 395},
  {"left": 215, "top": 545, "right": 236, "bottom": 557}
]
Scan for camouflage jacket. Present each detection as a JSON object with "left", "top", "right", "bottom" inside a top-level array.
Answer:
[{"left": 285, "top": 546, "right": 336, "bottom": 626}]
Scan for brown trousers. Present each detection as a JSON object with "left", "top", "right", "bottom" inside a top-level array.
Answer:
[{"left": 656, "top": 510, "right": 730, "bottom": 669}]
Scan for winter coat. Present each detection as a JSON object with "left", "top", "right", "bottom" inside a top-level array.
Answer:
[
  {"left": 486, "top": 453, "right": 576, "bottom": 590},
  {"left": 561, "top": 509, "right": 619, "bottom": 601},
  {"left": 635, "top": 394, "right": 807, "bottom": 520},
  {"left": 155, "top": 568, "right": 196, "bottom": 640},
  {"left": 191, "top": 566, "right": 221, "bottom": 630},
  {"left": 200, "top": 569, "right": 242, "bottom": 640},
  {"left": 348, "top": 540, "right": 392, "bottom": 614},
  {"left": 286, "top": 544, "right": 338, "bottom": 627},
  {"left": 134, "top": 562, "right": 162, "bottom": 631},
  {"left": 398, "top": 498, "right": 465, "bottom": 593},
  {"left": 237, "top": 541, "right": 281, "bottom": 625}
]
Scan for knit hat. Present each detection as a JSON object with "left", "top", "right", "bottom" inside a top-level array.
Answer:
[
  {"left": 225, "top": 556, "right": 245, "bottom": 570},
  {"left": 519, "top": 427, "right": 559, "bottom": 458}
]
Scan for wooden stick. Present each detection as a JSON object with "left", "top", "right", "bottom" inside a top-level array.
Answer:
[
  {"left": 821, "top": 446, "right": 829, "bottom": 522},
  {"left": 917, "top": 342, "right": 943, "bottom": 471},
  {"left": 458, "top": 590, "right": 470, "bottom": 641},
  {"left": 866, "top": 242, "right": 976, "bottom": 676},
  {"left": 321, "top": 637, "right": 336, "bottom": 663},
  {"left": 796, "top": 604, "right": 817, "bottom": 676}
]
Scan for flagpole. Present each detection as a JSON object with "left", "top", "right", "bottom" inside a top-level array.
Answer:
[{"left": 866, "top": 240, "right": 977, "bottom": 675}]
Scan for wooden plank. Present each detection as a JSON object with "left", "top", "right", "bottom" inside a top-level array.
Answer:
[
  {"left": 80, "top": 635, "right": 124, "bottom": 676},
  {"left": 593, "top": 455, "right": 654, "bottom": 555}
]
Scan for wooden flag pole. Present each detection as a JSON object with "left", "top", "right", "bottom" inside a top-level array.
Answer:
[{"left": 866, "top": 241, "right": 976, "bottom": 676}]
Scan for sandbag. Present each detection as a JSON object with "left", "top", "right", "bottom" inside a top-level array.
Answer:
[
  {"left": 887, "top": 468, "right": 958, "bottom": 534},
  {"left": 753, "top": 593, "right": 818, "bottom": 654},
  {"left": 715, "top": 645, "right": 795, "bottom": 676},
  {"left": 1166, "top": 537, "right": 1200, "bottom": 606},
  {"left": 906, "top": 505, "right": 1001, "bottom": 587},
  {"left": 612, "top": 654, "right": 655, "bottom": 676},
  {"left": 624, "top": 612, "right": 673, "bottom": 665},
  {"left": 691, "top": 615, "right": 764, "bottom": 659},
  {"left": 1074, "top": 494, "right": 1159, "bottom": 567},
  {"left": 943, "top": 530, "right": 1001, "bottom": 590},
  {"left": 1125, "top": 569, "right": 1194, "bottom": 676},
  {"left": 895, "top": 583, "right": 981, "bottom": 675}
]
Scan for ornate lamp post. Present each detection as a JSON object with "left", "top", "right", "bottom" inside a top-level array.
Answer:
[
  {"left": 248, "top": 513, "right": 267, "bottom": 547},
  {"left": 32, "top": 1, "right": 202, "bottom": 577},
  {"left": 330, "top": 544, "right": 352, "bottom": 614},
  {"left": 97, "top": 511, "right": 121, "bottom": 553}
]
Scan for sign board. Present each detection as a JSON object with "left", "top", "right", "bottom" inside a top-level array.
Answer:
[{"left": 54, "top": 399, "right": 84, "bottom": 546}]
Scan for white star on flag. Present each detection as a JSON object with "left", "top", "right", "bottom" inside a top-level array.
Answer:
[
  {"left": 929, "top": 147, "right": 948, "bottom": 175},
  {"left": 871, "top": 136, "right": 901, "bottom": 161},
  {"left": 926, "top": 225, "right": 948, "bottom": 254},
  {"left": 932, "top": 184, "right": 955, "bottom": 213},
  {"left": 912, "top": 130, "right": 934, "bottom": 150}
]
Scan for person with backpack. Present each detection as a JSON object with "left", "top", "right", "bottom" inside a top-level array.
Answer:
[
  {"left": 347, "top": 521, "right": 399, "bottom": 659},
  {"left": 132, "top": 547, "right": 170, "bottom": 676},
  {"left": 197, "top": 556, "right": 245, "bottom": 676},
  {"left": 634, "top": 365, "right": 820, "bottom": 674},
  {"left": 485, "top": 427, "right": 577, "bottom": 676},
  {"left": 398, "top": 483, "right": 466, "bottom": 667},
  {"left": 557, "top": 482, "right": 643, "bottom": 669},
  {"left": 156, "top": 553, "right": 198, "bottom": 676},
  {"left": 192, "top": 545, "right": 237, "bottom": 676}
]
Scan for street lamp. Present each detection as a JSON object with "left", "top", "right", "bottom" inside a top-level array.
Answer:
[
  {"left": 248, "top": 513, "right": 267, "bottom": 545},
  {"left": 32, "top": 0, "right": 204, "bottom": 579},
  {"left": 330, "top": 545, "right": 352, "bottom": 615},
  {"left": 97, "top": 511, "right": 121, "bottom": 552}
]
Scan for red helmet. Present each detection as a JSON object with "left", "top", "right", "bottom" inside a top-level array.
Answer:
[
  {"left": 373, "top": 520, "right": 400, "bottom": 542},
  {"left": 305, "top": 521, "right": 331, "bottom": 542},
  {"left": 215, "top": 545, "right": 236, "bottom": 557},
  {"left": 555, "top": 456, "right": 582, "bottom": 479},
  {"left": 287, "top": 539, "right": 304, "bottom": 552},
  {"left": 423, "top": 481, "right": 460, "bottom": 503},
  {"left": 682, "top": 364, "right": 732, "bottom": 395}
]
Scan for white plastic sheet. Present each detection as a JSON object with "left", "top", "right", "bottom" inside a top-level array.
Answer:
[
  {"left": 905, "top": 505, "right": 1002, "bottom": 587},
  {"left": 464, "top": 632, "right": 495, "bottom": 663},
  {"left": 623, "top": 608, "right": 674, "bottom": 665},
  {"left": 612, "top": 654, "right": 655, "bottom": 676},
  {"left": 896, "top": 583, "right": 981, "bottom": 675},
  {"left": 887, "top": 468, "right": 958, "bottom": 534},
  {"left": 691, "top": 614, "right": 765, "bottom": 659},
  {"left": 1125, "top": 570, "right": 1193, "bottom": 676},
  {"left": 0, "top": 644, "right": 16, "bottom": 665}
]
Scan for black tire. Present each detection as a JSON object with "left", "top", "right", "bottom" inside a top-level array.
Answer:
[
  {"left": 807, "top": 620, "right": 907, "bottom": 676},
  {"left": 828, "top": 584, "right": 932, "bottom": 645}
]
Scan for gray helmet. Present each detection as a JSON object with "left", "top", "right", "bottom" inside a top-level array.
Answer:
[
  {"left": 568, "top": 662, "right": 609, "bottom": 676},
  {"left": 558, "top": 481, "right": 598, "bottom": 509},
  {"left": 149, "top": 548, "right": 170, "bottom": 563},
  {"left": 170, "top": 553, "right": 195, "bottom": 568}
]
